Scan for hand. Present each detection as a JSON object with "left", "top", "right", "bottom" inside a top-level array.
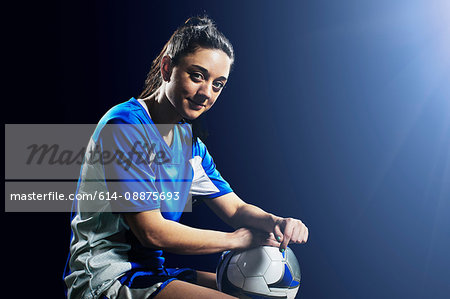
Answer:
[
  {"left": 273, "top": 217, "right": 308, "bottom": 252},
  {"left": 232, "top": 227, "right": 280, "bottom": 250}
]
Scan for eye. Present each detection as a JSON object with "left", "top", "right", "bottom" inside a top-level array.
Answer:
[
  {"left": 190, "top": 72, "right": 204, "bottom": 82},
  {"left": 213, "top": 81, "right": 225, "bottom": 90}
]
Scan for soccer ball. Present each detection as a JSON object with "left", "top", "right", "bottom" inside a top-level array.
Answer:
[{"left": 216, "top": 246, "right": 301, "bottom": 298}]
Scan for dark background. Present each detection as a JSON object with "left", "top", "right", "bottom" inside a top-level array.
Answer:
[{"left": 4, "top": 1, "right": 450, "bottom": 298}]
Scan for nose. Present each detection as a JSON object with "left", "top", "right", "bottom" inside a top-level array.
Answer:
[{"left": 195, "top": 82, "right": 213, "bottom": 104}]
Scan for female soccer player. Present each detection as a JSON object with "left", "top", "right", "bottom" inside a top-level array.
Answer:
[{"left": 64, "top": 16, "right": 308, "bottom": 299}]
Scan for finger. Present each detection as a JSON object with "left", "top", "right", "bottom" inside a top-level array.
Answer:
[
  {"left": 254, "top": 231, "right": 278, "bottom": 248},
  {"left": 267, "top": 232, "right": 277, "bottom": 242},
  {"left": 273, "top": 224, "right": 283, "bottom": 243},
  {"left": 280, "top": 223, "right": 294, "bottom": 252},
  {"left": 263, "top": 237, "right": 281, "bottom": 247},
  {"left": 288, "top": 220, "right": 307, "bottom": 244},
  {"left": 290, "top": 225, "right": 301, "bottom": 244},
  {"left": 297, "top": 223, "right": 308, "bottom": 244},
  {"left": 303, "top": 226, "right": 309, "bottom": 243}
]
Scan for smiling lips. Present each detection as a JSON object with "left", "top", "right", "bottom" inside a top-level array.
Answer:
[{"left": 187, "top": 98, "right": 206, "bottom": 110}]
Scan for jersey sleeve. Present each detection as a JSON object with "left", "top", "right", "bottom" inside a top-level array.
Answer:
[
  {"left": 99, "top": 116, "right": 160, "bottom": 212},
  {"left": 190, "top": 138, "right": 233, "bottom": 200}
]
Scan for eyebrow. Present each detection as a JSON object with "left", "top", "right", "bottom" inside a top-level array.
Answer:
[{"left": 191, "top": 64, "right": 228, "bottom": 81}]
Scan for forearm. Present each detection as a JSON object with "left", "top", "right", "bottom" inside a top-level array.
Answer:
[
  {"left": 205, "top": 192, "right": 282, "bottom": 233},
  {"left": 229, "top": 203, "right": 309, "bottom": 252},
  {"left": 230, "top": 203, "right": 281, "bottom": 233},
  {"left": 206, "top": 192, "right": 309, "bottom": 251},
  {"left": 126, "top": 211, "right": 238, "bottom": 255},
  {"left": 149, "top": 219, "right": 236, "bottom": 255}
]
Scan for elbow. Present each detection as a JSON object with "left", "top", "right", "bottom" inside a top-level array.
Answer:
[
  {"left": 125, "top": 211, "right": 192, "bottom": 252},
  {"left": 125, "top": 211, "right": 172, "bottom": 250},
  {"left": 130, "top": 223, "right": 169, "bottom": 249},
  {"left": 139, "top": 233, "right": 161, "bottom": 249},
  {"left": 137, "top": 229, "right": 169, "bottom": 249},
  {"left": 229, "top": 202, "right": 250, "bottom": 229}
]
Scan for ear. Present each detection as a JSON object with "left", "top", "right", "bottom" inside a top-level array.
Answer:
[{"left": 160, "top": 55, "right": 173, "bottom": 82}]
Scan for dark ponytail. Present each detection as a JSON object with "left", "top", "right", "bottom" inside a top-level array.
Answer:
[{"left": 139, "top": 15, "right": 234, "bottom": 144}]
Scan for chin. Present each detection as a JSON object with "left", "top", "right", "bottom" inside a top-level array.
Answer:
[
  {"left": 180, "top": 105, "right": 206, "bottom": 120},
  {"left": 183, "top": 110, "right": 203, "bottom": 121}
]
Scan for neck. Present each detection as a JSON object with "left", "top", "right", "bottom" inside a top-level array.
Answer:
[{"left": 142, "top": 86, "right": 183, "bottom": 124}]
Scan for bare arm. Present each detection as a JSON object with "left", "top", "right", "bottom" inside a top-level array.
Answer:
[
  {"left": 204, "top": 192, "right": 278, "bottom": 231},
  {"left": 205, "top": 192, "right": 309, "bottom": 251},
  {"left": 124, "top": 209, "right": 278, "bottom": 255}
]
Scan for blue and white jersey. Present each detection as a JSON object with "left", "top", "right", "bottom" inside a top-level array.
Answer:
[{"left": 64, "top": 98, "right": 233, "bottom": 299}]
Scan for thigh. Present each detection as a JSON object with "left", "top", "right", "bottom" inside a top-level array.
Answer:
[
  {"left": 195, "top": 270, "right": 217, "bottom": 290},
  {"left": 154, "top": 279, "right": 237, "bottom": 299},
  {"left": 102, "top": 267, "right": 198, "bottom": 299}
]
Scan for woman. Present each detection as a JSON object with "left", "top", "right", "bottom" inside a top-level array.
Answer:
[{"left": 64, "top": 16, "right": 308, "bottom": 299}]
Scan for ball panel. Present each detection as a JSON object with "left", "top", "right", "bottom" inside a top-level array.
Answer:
[
  {"left": 267, "top": 287, "right": 293, "bottom": 298},
  {"left": 268, "top": 264, "right": 293, "bottom": 288},
  {"left": 263, "top": 260, "right": 284, "bottom": 284},
  {"left": 262, "top": 246, "right": 284, "bottom": 261},
  {"left": 285, "top": 287, "right": 300, "bottom": 299},
  {"left": 242, "top": 276, "right": 271, "bottom": 294},
  {"left": 229, "top": 251, "right": 241, "bottom": 264},
  {"left": 290, "top": 279, "right": 300, "bottom": 288},
  {"left": 226, "top": 263, "right": 245, "bottom": 289},
  {"left": 285, "top": 247, "right": 301, "bottom": 281},
  {"left": 237, "top": 247, "right": 271, "bottom": 277}
]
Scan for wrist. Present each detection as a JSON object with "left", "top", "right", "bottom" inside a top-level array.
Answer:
[
  {"left": 262, "top": 214, "right": 281, "bottom": 232},
  {"left": 227, "top": 231, "right": 241, "bottom": 250}
]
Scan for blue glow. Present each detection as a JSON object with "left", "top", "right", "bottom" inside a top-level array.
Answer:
[
  {"left": 51, "top": 1, "right": 450, "bottom": 298},
  {"left": 199, "top": 1, "right": 450, "bottom": 298}
]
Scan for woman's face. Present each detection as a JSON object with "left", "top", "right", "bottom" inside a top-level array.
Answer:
[{"left": 164, "top": 48, "right": 231, "bottom": 120}]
